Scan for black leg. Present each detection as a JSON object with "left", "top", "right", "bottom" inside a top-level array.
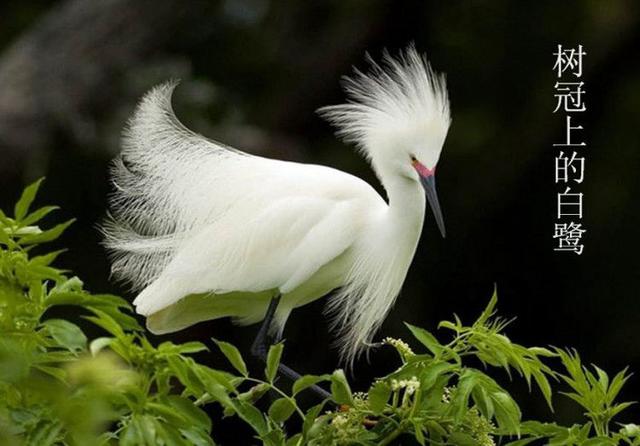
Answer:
[
  {"left": 250, "top": 295, "right": 281, "bottom": 358},
  {"left": 251, "top": 295, "right": 331, "bottom": 401}
]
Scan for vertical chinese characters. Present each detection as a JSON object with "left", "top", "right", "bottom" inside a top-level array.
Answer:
[{"left": 552, "top": 45, "right": 587, "bottom": 255}]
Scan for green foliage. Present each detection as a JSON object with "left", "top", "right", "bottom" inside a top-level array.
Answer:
[{"left": 1, "top": 179, "right": 639, "bottom": 445}]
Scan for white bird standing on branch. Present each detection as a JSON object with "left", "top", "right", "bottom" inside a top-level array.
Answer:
[{"left": 104, "top": 46, "right": 451, "bottom": 379}]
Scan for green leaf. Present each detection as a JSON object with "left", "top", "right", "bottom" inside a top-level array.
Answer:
[
  {"left": 302, "top": 402, "right": 325, "bottom": 438},
  {"left": 91, "top": 293, "right": 131, "bottom": 308},
  {"left": 19, "top": 219, "right": 75, "bottom": 245},
  {"left": 491, "top": 390, "right": 522, "bottom": 435},
  {"left": 49, "top": 291, "right": 141, "bottom": 333},
  {"left": 438, "top": 319, "right": 461, "bottom": 332},
  {"left": 475, "top": 286, "right": 498, "bottom": 327},
  {"left": 528, "top": 346, "right": 557, "bottom": 357},
  {"left": 265, "top": 342, "right": 283, "bottom": 382},
  {"left": 191, "top": 364, "right": 234, "bottom": 408},
  {"left": 21, "top": 206, "right": 59, "bottom": 227},
  {"left": 607, "top": 367, "right": 631, "bottom": 404},
  {"left": 176, "top": 341, "right": 208, "bottom": 354},
  {"left": 41, "top": 319, "right": 87, "bottom": 352},
  {"left": 212, "top": 338, "right": 247, "bottom": 376},
  {"left": 261, "top": 427, "right": 286, "bottom": 446},
  {"left": 405, "top": 323, "right": 443, "bottom": 356},
  {"left": 164, "top": 395, "right": 212, "bottom": 431},
  {"left": 47, "top": 290, "right": 130, "bottom": 311},
  {"left": 413, "top": 420, "right": 427, "bottom": 446},
  {"left": 531, "top": 366, "right": 554, "bottom": 410},
  {"left": 421, "top": 374, "right": 450, "bottom": 411},
  {"left": 120, "top": 418, "right": 144, "bottom": 446},
  {"left": 139, "top": 415, "right": 158, "bottom": 445},
  {"left": 27, "top": 264, "right": 66, "bottom": 282},
  {"left": 179, "top": 427, "right": 215, "bottom": 446},
  {"left": 156, "top": 424, "right": 184, "bottom": 445},
  {"left": 193, "top": 365, "right": 237, "bottom": 392},
  {"left": 234, "top": 400, "right": 268, "bottom": 436},
  {"left": 504, "top": 439, "right": 539, "bottom": 446},
  {"left": 146, "top": 401, "right": 189, "bottom": 426},
  {"left": 286, "top": 433, "right": 303, "bottom": 446},
  {"left": 609, "top": 401, "right": 635, "bottom": 419},
  {"left": 238, "top": 383, "right": 270, "bottom": 404},
  {"left": 330, "top": 369, "right": 353, "bottom": 405},
  {"left": 33, "top": 364, "right": 67, "bottom": 381},
  {"left": 14, "top": 178, "right": 44, "bottom": 221},
  {"left": 30, "top": 249, "right": 66, "bottom": 266},
  {"left": 519, "top": 421, "right": 568, "bottom": 437},
  {"left": 0, "top": 224, "right": 11, "bottom": 245},
  {"left": 450, "top": 368, "right": 479, "bottom": 423},
  {"left": 29, "top": 420, "right": 63, "bottom": 446},
  {"left": 582, "top": 438, "right": 617, "bottom": 446},
  {"left": 368, "top": 381, "right": 392, "bottom": 414},
  {"left": 0, "top": 339, "right": 31, "bottom": 382},
  {"left": 268, "top": 398, "right": 296, "bottom": 423},
  {"left": 448, "top": 431, "right": 478, "bottom": 446},
  {"left": 166, "top": 356, "right": 205, "bottom": 396},
  {"left": 293, "top": 374, "right": 331, "bottom": 395},
  {"left": 159, "top": 340, "right": 208, "bottom": 355},
  {"left": 417, "top": 361, "right": 457, "bottom": 393},
  {"left": 472, "top": 385, "right": 495, "bottom": 420},
  {"left": 83, "top": 308, "right": 126, "bottom": 339}
]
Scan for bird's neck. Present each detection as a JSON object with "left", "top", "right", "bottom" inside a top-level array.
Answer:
[{"left": 377, "top": 164, "right": 426, "bottom": 244}]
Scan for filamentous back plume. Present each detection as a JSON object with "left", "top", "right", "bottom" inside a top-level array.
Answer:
[{"left": 104, "top": 45, "right": 451, "bottom": 368}]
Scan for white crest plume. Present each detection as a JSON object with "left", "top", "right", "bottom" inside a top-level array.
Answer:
[{"left": 318, "top": 44, "right": 450, "bottom": 163}]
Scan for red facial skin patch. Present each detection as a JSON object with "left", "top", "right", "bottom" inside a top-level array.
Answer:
[{"left": 412, "top": 159, "right": 435, "bottom": 177}]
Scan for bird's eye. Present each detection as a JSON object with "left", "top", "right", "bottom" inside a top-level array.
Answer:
[{"left": 410, "top": 155, "right": 417, "bottom": 162}]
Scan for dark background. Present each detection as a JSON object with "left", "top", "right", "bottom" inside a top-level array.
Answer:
[{"left": 1, "top": 0, "right": 639, "bottom": 443}]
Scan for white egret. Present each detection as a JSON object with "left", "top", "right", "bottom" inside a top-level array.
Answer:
[{"left": 103, "top": 46, "right": 451, "bottom": 376}]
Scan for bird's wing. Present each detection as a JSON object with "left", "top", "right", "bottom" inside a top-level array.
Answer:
[
  {"left": 104, "top": 81, "right": 383, "bottom": 315},
  {"left": 133, "top": 192, "right": 366, "bottom": 316}
]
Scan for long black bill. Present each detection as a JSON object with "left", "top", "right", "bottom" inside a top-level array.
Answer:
[{"left": 420, "top": 174, "right": 446, "bottom": 238}]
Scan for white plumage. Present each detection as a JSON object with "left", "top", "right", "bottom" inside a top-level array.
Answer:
[{"left": 104, "top": 46, "right": 451, "bottom": 365}]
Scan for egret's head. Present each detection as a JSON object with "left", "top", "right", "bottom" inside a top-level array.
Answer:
[{"left": 318, "top": 44, "right": 450, "bottom": 236}]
